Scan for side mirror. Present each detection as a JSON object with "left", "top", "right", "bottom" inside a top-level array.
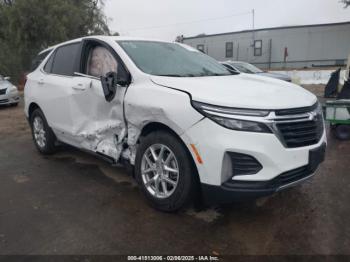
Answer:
[
  {"left": 222, "top": 64, "right": 239, "bottom": 74},
  {"left": 229, "top": 68, "right": 239, "bottom": 74},
  {"left": 4, "top": 76, "right": 10, "bottom": 81},
  {"left": 100, "top": 67, "right": 131, "bottom": 102},
  {"left": 101, "top": 72, "right": 118, "bottom": 102},
  {"left": 116, "top": 65, "right": 131, "bottom": 87}
]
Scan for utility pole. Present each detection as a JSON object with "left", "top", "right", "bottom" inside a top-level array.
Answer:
[
  {"left": 251, "top": 9, "right": 255, "bottom": 51},
  {"left": 268, "top": 39, "right": 272, "bottom": 69}
]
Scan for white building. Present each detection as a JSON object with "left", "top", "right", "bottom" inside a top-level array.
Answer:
[{"left": 182, "top": 22, "right": 350, "bottom": 69}]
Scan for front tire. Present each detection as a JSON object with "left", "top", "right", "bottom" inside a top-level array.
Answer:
[
  {"left": 135, "top": 131, "right": 197, "bottom": 212},
  {"left": 30, "top": 108, "right": 57, "bottom": 154}
]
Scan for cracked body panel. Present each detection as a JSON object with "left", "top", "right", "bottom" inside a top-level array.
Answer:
[
  {"left": 67, "top": 80, "right": 127, "bottom": 161},
  {"left": 122, "top": 79, "right": 203, "bottom": 165}
]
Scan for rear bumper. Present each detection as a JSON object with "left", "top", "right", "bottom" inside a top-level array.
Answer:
[{"left": 201, "top": 143, "right": 326, "bottom": 204}]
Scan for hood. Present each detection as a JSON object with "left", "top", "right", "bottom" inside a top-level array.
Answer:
[
  {"left": 0, "top": 81, "right": 12, "bottom": 90},
  {"left": 258, "top": 72, "right": 291, "bottom": 81},
  {"left": 151, "top": 73, "right": 316, "bottom": 110}
]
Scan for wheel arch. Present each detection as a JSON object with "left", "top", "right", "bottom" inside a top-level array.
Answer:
[
  {"left": 138, "top": 122, "right": 200, "bottom": 182},
  {"left": 137, "top": 121, "right": 202, "bottom": 205},
  {"left": 28, "top": 102, "right": 41, "bottom": 119},
  {"left": 140, "top": 122, "right": 179, "bottom": 140}
]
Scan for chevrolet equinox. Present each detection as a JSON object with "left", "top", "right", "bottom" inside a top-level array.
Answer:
[{"left": 24, "top": 36, "right": 326, "bottom": 211}]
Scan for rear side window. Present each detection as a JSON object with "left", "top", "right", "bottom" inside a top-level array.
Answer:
[
  {"left": 51, "top": 43, "right": 80, "bottom": 76},
  {"left": 31, "top": 50, "right": 51, "bottom": 71},
  {"left": 44, "top": 52, "right": 55, "bottom": 73}
]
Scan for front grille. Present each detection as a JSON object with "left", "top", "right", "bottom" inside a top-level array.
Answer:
[
  {"left": 0, "top": 88, "right": 6, "bottom": 95},
  {"left": 276, "top": 118, "right": 324, "bottom": 148},
  {"left": 228, "top": 152, "right": 262, "bottom": 176},
  {"left": 275, "top": 103, "right": 318, "bottom": 116},
  {"left": 0, "top": 99, "right": 9, "bottom": 104}
]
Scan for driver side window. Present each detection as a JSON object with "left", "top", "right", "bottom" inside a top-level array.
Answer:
[{"left": 86, "top": 45, "right": 118, "bottom": 78}]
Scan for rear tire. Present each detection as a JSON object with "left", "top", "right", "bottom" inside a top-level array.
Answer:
[
  {"left": 335, "top": 125, "right": 350, "bottom": 140},
  {"left": 30, "top": 108, "right": 57, "bottom": 154},
  {"left": 135, "top": 131, "right": 197, "bottom": 212}
]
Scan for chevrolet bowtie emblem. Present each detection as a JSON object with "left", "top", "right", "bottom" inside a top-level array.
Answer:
[{"left": 309, "top": 111, "right": 317, "bottom": 120}]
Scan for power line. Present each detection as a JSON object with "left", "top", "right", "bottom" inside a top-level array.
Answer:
[{"left": 125, "top": 11, "right": 252, "bottom": 32}]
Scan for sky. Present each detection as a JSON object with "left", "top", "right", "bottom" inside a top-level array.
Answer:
[{"left": 104, "top": 0, "right": 350, "bottom": 41}]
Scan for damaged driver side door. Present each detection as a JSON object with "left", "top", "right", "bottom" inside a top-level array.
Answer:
[{"left": 69, "top": 40, "right": 130, "bottom": 162}]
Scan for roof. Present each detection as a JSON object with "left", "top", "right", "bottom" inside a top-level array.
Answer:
[
  {"left": 39, "top": 36, "right": 172, "bottom": 55},
  {"left": 183, "top": 21, "right": 350, "bottom": 40}
]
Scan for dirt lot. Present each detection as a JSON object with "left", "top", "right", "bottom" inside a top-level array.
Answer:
[
  {"left": 0, "top": 90, "right": 349, "bottom": 256},
  {"left": 303, "top": 84, "right": 325, "bottom": 98}
]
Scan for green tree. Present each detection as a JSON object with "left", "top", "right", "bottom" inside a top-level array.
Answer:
[{"left": 0, "top": 0, "right": 110, "bottom": 83}]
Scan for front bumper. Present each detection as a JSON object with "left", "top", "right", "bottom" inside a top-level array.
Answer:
[
  {"left": 201, "top": 143, "right": 326, "bottom": 204},
  {"left": 181, "top": 116, "right": 327, "bottom": 202},
  {"left": 0, "top": 92, "right": 20, "bottom": 105}
]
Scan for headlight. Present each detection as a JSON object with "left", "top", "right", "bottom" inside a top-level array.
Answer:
[
  {"left": 209, "top": 116, "right": 272, "bottom": 133},
  {"left": 9, "top": 85, "right": 18, "bottom": 93},
  {"left": 192, "top": 101, "right": 272, "bottom": 133},
  {"left": 192, "top": 101, "right": 269, "bottom": 117}
]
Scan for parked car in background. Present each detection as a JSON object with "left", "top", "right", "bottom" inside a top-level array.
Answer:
[
  {"left": 25, "top": 36, "right": 325, "bottom": 211},
  {"left": 221, "top": 61, "right": 292, "bottom": 82},
  {"left": 0, "top": 75, "right": 19, "bottom": 106}
]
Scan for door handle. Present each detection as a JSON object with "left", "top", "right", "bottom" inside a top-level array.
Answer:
[
  {"left": 38, "top": 79, "right": 44, "bottom": 85},
  {"left": 72, "top": 83, "right": 86, "bottom": 91}
]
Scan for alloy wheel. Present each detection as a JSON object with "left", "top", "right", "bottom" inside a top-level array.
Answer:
[
  {"left": 141, "top": 144, "right": 179, "bottom": 199},
  {"left": 33, "top": 116, "right": 46, "bottom": 148}
]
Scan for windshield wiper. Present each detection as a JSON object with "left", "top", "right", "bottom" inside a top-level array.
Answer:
[
  {"left": 196, "top": 72, "right": 234, "bottom": 77},
  {"left": 157, "top": 72, "right": 237, "bottom": 77},
  {"left": 157, "top": 74, "right": 186, "bottom": 77},
  {"left": 157, "top": 74, "right": 198, "bottom": 77}
]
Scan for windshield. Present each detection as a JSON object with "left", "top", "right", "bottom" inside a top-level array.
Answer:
[
  {"left": 230, "top": 62, "right": 263, "bottom": 74},
  {"left": 118, "top": 41, "right": 233, "bottom": 77}
]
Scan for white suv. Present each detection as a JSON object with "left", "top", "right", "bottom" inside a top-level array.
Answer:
[{"left": 24, "top": 36, "right": 326, "bottom": 211}]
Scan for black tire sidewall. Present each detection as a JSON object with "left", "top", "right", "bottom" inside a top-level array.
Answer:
[{"left": 135, "top": 131, "right": 195, "bottom": 212}]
